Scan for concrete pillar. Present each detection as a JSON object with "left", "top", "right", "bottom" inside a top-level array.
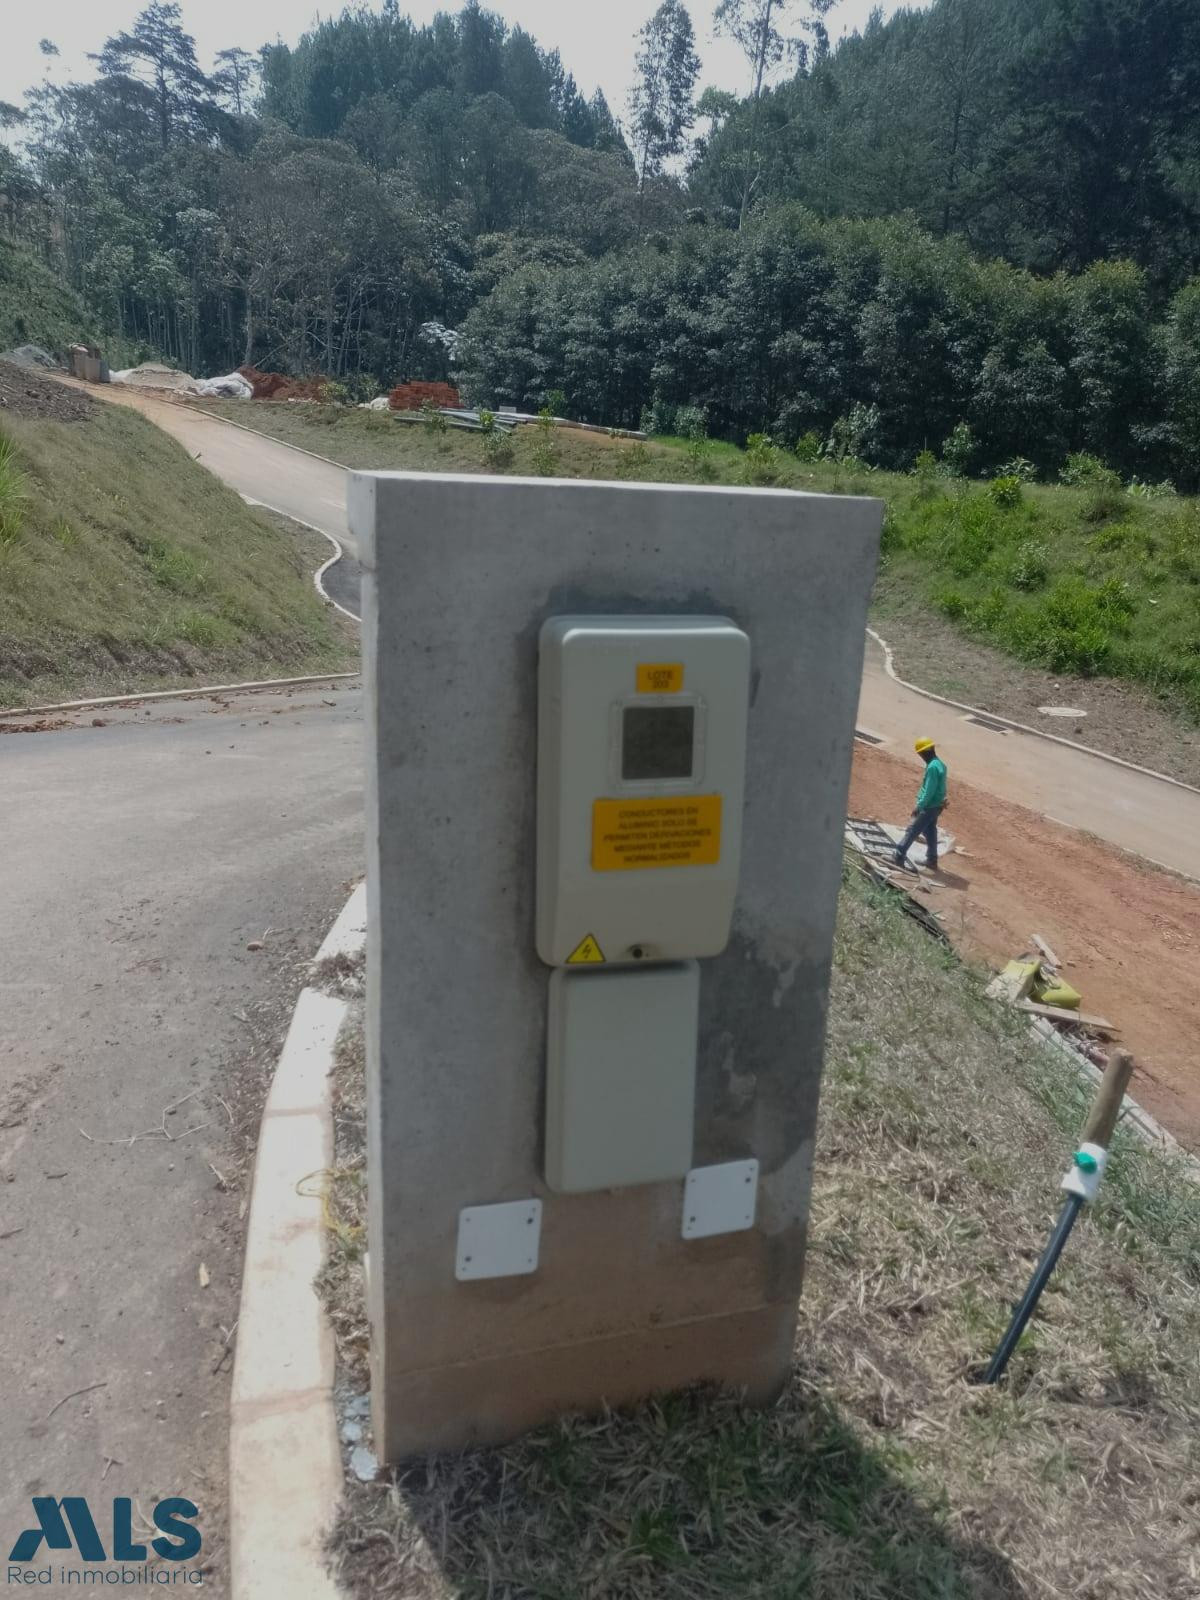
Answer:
[{"left": 350, "top": 472, "right": 881, "bottom": 1461}]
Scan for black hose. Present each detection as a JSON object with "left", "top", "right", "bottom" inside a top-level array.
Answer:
[{"left": 982, "top": 1194, "right": 1083, "bottom": 1384}]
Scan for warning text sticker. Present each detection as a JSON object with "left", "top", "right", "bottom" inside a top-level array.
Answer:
[{"left": 592, "top": 795, "right": 722, "bottom": 871}]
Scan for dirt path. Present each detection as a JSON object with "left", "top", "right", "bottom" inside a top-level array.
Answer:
[{"left": 850, "top": 742, "right": 1200, "bottom": 1151}]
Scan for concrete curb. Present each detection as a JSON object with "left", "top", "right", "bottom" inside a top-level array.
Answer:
[
  {"left": 229, "top": 882, "right": 367, "bottom": 1600},
  {"left": 0, "top": 672, "right": 359, "bottom": 721},
  {"left": 239, "top": 495, "right": 361, "bottom": 624},
  {"left": 866, "top": 626, "right": 1200, "bottom": 797}
]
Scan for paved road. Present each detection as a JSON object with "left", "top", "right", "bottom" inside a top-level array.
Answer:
[
  {"left": 0, "top": 684, "right": 363, "bottom": 1587},
  {"left": 81, "top": 384, "right": 1200, "bottom": 881},
  {"left": 856, "top": 644, "right": 1200, "bottom": 880}
]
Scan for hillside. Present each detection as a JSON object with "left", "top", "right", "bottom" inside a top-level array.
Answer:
[
  {"left": 0, "top": 366, "right": 354, "bottom": 706},
  {"left": 0, "top": 240, "right": 95, "bottom": 359}
]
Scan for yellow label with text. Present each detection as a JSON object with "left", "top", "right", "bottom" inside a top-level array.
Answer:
[
  {"left": 592, "top": 795, "right": 722, "bottom": 871},
  {"left": 636, "top": 662, "right": 684, "bottom": 694}
]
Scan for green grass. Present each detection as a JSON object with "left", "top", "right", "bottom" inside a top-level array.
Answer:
[
  {"left": 322, "top": 869, "right": 1200, "bottom": 1599},
  {"left": 0, "top": 239, "right": 95, "bottom": 357},
  {"left": 0, "top": 403, "right": 355, "bottom": 705},
  {"left": 199, "top": 400, "right": 1200, "bottom": 724}
]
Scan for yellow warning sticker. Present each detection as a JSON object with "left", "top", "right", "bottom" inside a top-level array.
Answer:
[
  {"left": 566, "top": 933, "right": 606, "bottom": 964},
  {"left": 636, "top": 662, "right": 684, "bottom": 694},
  {"left": 592, "top": 795, "right": 722, "bottom": 871}
]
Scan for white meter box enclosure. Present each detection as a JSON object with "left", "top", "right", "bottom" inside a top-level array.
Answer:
[{"left": 537, "top": 616, "right": 751, "bottom": 968}]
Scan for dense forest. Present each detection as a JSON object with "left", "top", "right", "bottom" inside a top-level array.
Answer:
[{"left": 3, "top": 0, "right": 1200, "bottom": 480}]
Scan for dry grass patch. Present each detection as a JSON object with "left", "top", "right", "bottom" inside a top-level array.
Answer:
[{"left": 325, "top": 872, "right": 1200, "bottom": 1600}]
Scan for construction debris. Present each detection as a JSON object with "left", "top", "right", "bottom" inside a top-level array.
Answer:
[
  {"left": 237, "top": 366, "right": 328, "bottom": 401},
  {"left": 844, "top": 819, "right": 950, "bottom": 943},
  {"left": 195, "top": 371, "right": 253, "bottom": 399},
  {"left": 388, "top": 381, "right": 461, "bottom": 411},
  {"left": 985, "top": 934, "right": 1120, "bottom": 1051}
]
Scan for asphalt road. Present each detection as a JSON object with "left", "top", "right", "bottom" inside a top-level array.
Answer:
[{"left": 0, "top": 684, "right": 363, "bottom": 1587}]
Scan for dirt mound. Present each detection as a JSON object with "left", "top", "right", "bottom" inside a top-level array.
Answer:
[
  {"left": 238, "top": 366, "right": 328, "bottom": 402},
  {"left": 111, "top": 362, "right": 199, "bottom": 394},
  {"left": 388, "top": 381, "right": 461, "bottom": 411},
  {"left": 0, "top": 361, "right": 94, "bottom": 423}
]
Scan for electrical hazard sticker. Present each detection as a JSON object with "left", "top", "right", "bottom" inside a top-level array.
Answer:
[
  {"left": 592, "top": 795, "right": 722, "bottom": 871},
  {"left": 565, "top": 933, "right": 606, "bottom": 965}
]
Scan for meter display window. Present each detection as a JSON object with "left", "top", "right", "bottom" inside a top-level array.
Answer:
[{"left": 621, "top": 704, "right": 696, "bottom": 782}]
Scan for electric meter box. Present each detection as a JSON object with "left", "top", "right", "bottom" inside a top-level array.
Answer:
[{"left": 537, "top": 615, "right": 751, "bottom": 968}]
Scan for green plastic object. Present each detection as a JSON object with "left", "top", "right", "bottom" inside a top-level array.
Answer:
[{"left": 1074, "top": 1149, "right": 1098, "bottom": 1173}]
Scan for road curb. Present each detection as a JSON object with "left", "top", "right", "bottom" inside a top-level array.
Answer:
[
  {"left": 229, "top": 882, "right": 367, "bottom": 1600},
  {"left": 866, "top": 626, "right": 1200, "bottom": 797},
  {"left": 239, "top": 495, "right": 361, "bottom": 623},
  {"left": 0, "top": 672, "right": 359, "bottom": 722}
]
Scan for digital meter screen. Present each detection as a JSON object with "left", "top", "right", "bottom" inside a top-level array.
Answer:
[{"left": 621, "top": 705, "right": 695, "bottom": 781}]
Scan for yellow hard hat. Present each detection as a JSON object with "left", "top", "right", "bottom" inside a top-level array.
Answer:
[{"left": 914, "top": 737, "right": 935, "bottom": 753}]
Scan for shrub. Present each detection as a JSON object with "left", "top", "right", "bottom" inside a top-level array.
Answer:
[
  {"left": 478, "top": 409, "right": 496, "bottom": 435},
  {"left": 319, "top": 380, "right": 350, "bottom": 405},
  {"left": 941, "top": 421, "right": 976, "bottom": 477},
  {"left": 679, "top": 407, "right": 714, "bottom": 480},
  {"left": 742, "top": 433, "right": 781, "bottom": 486},
  {"left": 640, "top": 399, "right": 676, "bottom": 437},
  {"left": 543, "top": 388, "right": 567, "bottom": 418},
  {"left": 988, "top": 474, "right": 1023, "bottom": 510},
  {"left": 1004, "top": 540, "right": 1050, "bottom": 590},
  {"left": 1127, "top": 477, "right": 1177, "bottom": 499},
  {"left": 532, "top": 408, "right": 560, "bottom": 477},
  {"left": 996, "top": 457, "right": 1037, "bottom": 482},
  {"left": 794, "top": 430, "right": 822, "bottom": 463},
  {"left": 482, "top": 428, "right": 515, "bottom": 471},
  {"left": 1060, "top": 452, "right": 1118, "bottom": 489},
  {"left": 827, "top": 403, "right": 881, "bottom": 465},
  {"left": 420, "top": 399, "right": 447, "bottom": 437}
]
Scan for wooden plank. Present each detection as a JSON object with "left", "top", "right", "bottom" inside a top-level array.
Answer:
[
  {"left": 1032, "top": 933, "right": 1063, "bottom": 968},
  {"left": 1018, "top": 1000, "right": 1118, "bottom": 1033}
]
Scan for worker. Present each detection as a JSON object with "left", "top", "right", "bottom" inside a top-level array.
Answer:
[{"left": 894, "top": 738, "right": 948, "bottom": 871}]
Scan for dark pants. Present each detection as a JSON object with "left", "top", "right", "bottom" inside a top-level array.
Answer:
[{"left": 896, "top": 806, "right": 943, "bottom": 868}]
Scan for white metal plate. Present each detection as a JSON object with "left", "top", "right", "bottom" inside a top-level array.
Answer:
[
  {"left": 682, "top": 1160, "right": 759, "bottom": 1239},
  {"left": 455, "top": 1200, "right": 543, "bottom": 1281}
]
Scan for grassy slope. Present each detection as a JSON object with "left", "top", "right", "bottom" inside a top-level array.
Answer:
[
  {"left": 0, "top": 402, "right": 355, "bottom": 705},
  {"left": 0, "top": 239, "right": 95, "bottom": 355},
  {"left": 199, "top": 401, "right": 1200, "bottom": 731},
  {"left": 323, "top": 870, "right": 1200, "bottom": 1599}
]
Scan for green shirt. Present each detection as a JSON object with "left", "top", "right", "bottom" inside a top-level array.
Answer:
[{"left": 916, "top": 757, "right": 947, "bottom": 811}]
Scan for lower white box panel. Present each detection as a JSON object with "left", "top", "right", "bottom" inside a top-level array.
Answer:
[{"left": 545, "top": 962, "right": 699, "bottom": 1193}]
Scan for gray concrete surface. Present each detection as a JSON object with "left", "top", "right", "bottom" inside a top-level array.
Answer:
[
  {"left": 0, "top": 682, "right": 364, "bottom": 1589},
  {"left": 353, "top": 472, "right": 881, "bottom": 1460}
]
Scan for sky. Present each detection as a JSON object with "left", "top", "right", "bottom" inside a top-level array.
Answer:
[{"left": 0, "top": 1, "right": 915, "bottom": 127}]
